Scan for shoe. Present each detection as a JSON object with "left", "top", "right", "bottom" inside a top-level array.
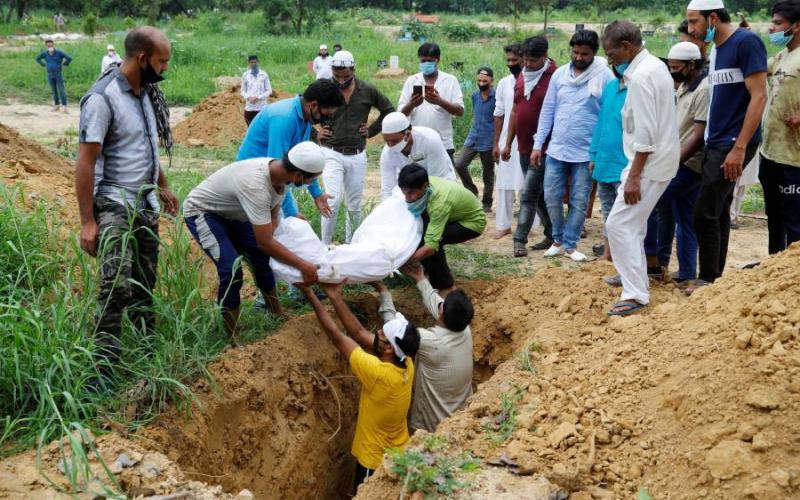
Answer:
[
  {"left": 543, "top": 244, "right": 564, "bottom": 257},
  {"left": 592, "top": 243, "right": 605, "bottom": 257},
  {"left": 566, "top": 249, "right": 588, "bottom": 262},
  {"left": 530, "top": 237, "right": 553, "bottom": 250},
  {"left": 513, "top": 241, "right": 528, "bottom": 257}
]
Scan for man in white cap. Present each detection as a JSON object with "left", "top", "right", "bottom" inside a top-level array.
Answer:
[
  {"left": 100, "top": 44, "right": 122, "bottom": 73},
  {"left": 318, "top": 50, "right": 395, "bottom": 245},
  {"left": 312, "top": 44, "right": 333, "bottom": 79},
  {"left": 379, "top": 111, "right": 456, "bottom": 200},
  {"left": 602, "top": 21, "right": 680, "bottom": 316},
  {"left": 296, "top": 280, "right": 419, "bottom": 493},
  {"left": 685, "top": 0, "right": 767, "bottom": 290},
  {"left": 183, "top": 141, "right": 326, "bottom": 342}
]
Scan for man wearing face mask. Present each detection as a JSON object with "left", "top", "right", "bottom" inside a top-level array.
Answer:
[
  {"left": 76, "top": 27, "right": 179, "bottom": 378},
  {"left": 501, "top": 36, "right": 557, "bottom": 257},
  {"left": 237, "top": 79, "right": 344, "bottom": 220},
  {"left": 602, "top": 21, "right": 680, "bottom": 316},
  {"left": 454, "top": 67, "right": 496, "bottom": 213},
  {"left": 398, "top": 43, "right": 464, "bottom": 162},
  {"left": 240, "top": 54, "right": 272, "bottom": 126},
  {"left": 759, "top": 0, "right": 800, "bottom": 254},
  {"left": 313, "top": 44, "right": 333, "bottom": 80},
  {"left": 532, "top": 30, "right": 614, "bottom": 262},
  {"left": 318, "top": 50, "right": 394, "bottom": 245},
  {"left": 36, "top": 39, "right": 72, "bottom": 112},
  {"left": 685, "top": 0, "right": 767, "bottom": 291},
  {"left": 101, "top": 44, "right": 122, "bottom": 74},
  {"left": 398, "top": 164, "right": 486, "bottom": 296},
  {"left": 379, "top": 111, "right": 456, "bottom": 200}
]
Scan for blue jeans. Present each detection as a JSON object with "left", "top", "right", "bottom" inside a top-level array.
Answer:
[
  {"left": 655, "top": 165, "right": 701, "bottom": 280},
  {"left": 514, "top": 154, "right": 552, "bottom": 244},
  {"left": 185, "top": 213, "right": 276, "bottom": 311},
  {"left": 644, "top": 213, "right": 659, "bottom": 257},
  {"left": 543, "top": 157, "right": 592, "bottom": 250},
  {"left": 48, "top": 73, "right": 67, "bottom": 106},
  {"left": 597, "top": 181, "right": 620, "bottom": 237}
]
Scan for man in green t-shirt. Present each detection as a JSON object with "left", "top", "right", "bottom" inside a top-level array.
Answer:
[{"left": 398, "top": 164, "right": 487, "bottom": 296}]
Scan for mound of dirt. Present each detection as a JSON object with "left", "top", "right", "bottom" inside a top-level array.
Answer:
[
  {"left": 359, "top": 247, "right": 800, "bottom": 499},
  {"left": 173, "top": 86, "right": 293, "bottom": 148}
]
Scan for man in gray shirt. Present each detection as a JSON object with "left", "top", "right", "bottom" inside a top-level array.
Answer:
[{"left": 75, "top": 26, "right": 178, "bottom": 378}]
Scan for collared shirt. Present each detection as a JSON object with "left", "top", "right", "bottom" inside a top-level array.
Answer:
[
  {"left": 379, "top": 126, "right": 457, "bottom": 200},
  {"left": 464, "top": 88, "right": 496, "bottom": 151},
  {"left": 100, "top": 53, "right": 121, "bottom": 73},
  {"left": 590, "top": 78, "right": 628, "bottom": 183},
  {"left": 493, "top": 73, "right": 523, "bottom": 190},
  {"left": 621, "top": 49, "right": 680, "bottom": 182},
  {"left": 761, "top": 46, "right": 800, "bottom": 168},
  {"left": 677, "top": 73, "right": 709, "bottom": 174},
  {"left": 423, "top": 177, "right": 486, "bottom": 250},
  {"left": 533, "top": 61, "right": 614, "bottom": 162},
  {"left": 313, "top": 55, "right": 333, "bottom": 79},
  {"left": 36, "top": 49, "right": 72, "bottom": 75},
  {"left": 236, "top": 95, "right": 322, "bottom": 216},
  {"left": 322, "top": 78, "right": 394, "bottom": 151},
  {"left": 79, "top": 67, "right": 160, "bottom": 210},
  {"left": 398, "top": 70, "right": 464, "bottom": 150},
  {"left": 183, "top": 157, "right": 286, "bottom": 225},
  {"left": 240, "top": 69, "right": 272, "bottom": 112}
]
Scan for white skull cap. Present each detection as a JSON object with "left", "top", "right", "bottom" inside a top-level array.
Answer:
[
  {"left": 381, "top": 111, "right": 410, "bottom": 134},
  {"left": 287, "top": 141, "right": 325, "bottom": 174}
]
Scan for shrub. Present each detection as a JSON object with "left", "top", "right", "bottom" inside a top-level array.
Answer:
[
  {"left": 441, "top": 21, "right": 482, "bottom": 42},
  {"left": 82, "top": 12, "right": 98, "bottom": 37}
]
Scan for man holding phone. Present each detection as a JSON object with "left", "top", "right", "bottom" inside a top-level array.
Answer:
[{"left": 398, "top": 43, "right": 464, "bottom": 162}]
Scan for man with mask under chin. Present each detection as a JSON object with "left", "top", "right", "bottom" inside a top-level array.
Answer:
[
  {"left": 398, "top": 42, "right": 464, "bottom": 163},
  {"left": 317, "top": 50, "right": 394, "bottom": 246},
  {"left": 76, "top": 26, "right": 179, "bottom": 380}
]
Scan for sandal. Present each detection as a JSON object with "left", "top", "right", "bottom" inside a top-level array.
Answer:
[{"left": 607, "top": 300, "right": 646, "bottom": 317}]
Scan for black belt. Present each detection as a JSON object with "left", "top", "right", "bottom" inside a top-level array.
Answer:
[{"left": 329, "top": 145, "right": 364, "bottom": 156}]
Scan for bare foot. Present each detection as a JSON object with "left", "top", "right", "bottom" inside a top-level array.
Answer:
[{"left": 492, "top": 228, "right": 511, "bottom": 240}]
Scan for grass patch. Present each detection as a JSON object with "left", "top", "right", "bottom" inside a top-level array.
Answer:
[
  {"left": 387, "top": 435, "right": 480, "bottom": 497},
  {"left": 518, "top": 339, "right": 542, "bottom": 373},
  {"left": 448, "top": 244, "right": 530, "bottom": 280},
  {"left": 482, "top": 383, "right": 527, "bottom": 445}
]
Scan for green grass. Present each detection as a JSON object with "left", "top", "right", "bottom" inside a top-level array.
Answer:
[
  {"left": 482, "top": 383, "right": 527, "bottom": 445},
  {"left": 387, "top": 435, "right": 480, "bottom": 497}
]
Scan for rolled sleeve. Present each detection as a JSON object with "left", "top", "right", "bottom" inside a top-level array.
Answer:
[{"left": 79, "top": 94, "right": 111, "bottom": 144}]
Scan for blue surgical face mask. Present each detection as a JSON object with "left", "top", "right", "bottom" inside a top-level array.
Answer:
[
  {"left": 406, "top": 187, "right": 432, "bottom": 217},
  {"left": 704, "top": 22, "right": 716, "bottom": 44},
  {"left": 250, "top": 64, "right": 259, "bottom": 76},
  {"left": 769, "top": 26, "right": 796, "bottom": 47},
  {"left": 420, "top": 61, "right": 437, "bottom": 76}
]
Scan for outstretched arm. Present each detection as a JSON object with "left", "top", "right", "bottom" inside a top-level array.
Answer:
[
  {"left": 298, "top": 285, "right": 357, "bottom": 358},
  {"left": 320, "top": 282, "right": 376, "bottom": 352}
]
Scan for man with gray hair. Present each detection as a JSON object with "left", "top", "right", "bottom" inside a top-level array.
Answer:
[{"left": 602, "top": 21, "right": 680, "bottom": 316}]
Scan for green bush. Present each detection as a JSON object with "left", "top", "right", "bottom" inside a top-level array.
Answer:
[
  {"left": 441, "top": 21, "right": 482, "bottom": 42},
  {"left": 27, "top": 15, "right": 52, "bottom": 34},
  {"left": 82, "top": 13, "right": 98, "bottom": 37}
]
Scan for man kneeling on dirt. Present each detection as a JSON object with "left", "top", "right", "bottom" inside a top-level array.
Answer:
[
  {"left": 297, "top": 281, "right": 419, "bottom": 492},
  {"left": 182, "top": 142, "right": 325, "bottom": 342},
  {"left": 376, "top": 262, "right": 474, "bottom": 433}
]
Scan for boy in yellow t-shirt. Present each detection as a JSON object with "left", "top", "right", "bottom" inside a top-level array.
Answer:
[{"left": 297, "top": 282, "right": 419, "bottom": 493}]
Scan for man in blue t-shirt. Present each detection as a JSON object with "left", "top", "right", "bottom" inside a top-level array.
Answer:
[{"left": 685, "top": 0, "right": 767, "bottom": 288}]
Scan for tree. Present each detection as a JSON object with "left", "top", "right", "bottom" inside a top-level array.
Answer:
[
  {"left": 533, "top": 0, "right": 553, "bottom": 32},
  {"left": 261, "top": 0, "right": 327, "bottom": 35}
]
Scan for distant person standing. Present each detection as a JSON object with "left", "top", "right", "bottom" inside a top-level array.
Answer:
[
  {"left": 101, "top": 44, "right": 122, "bottom": 73},
  {"left": 54, "top": 12, "right": 66, "bottom": 32},
  {"left": 36, "top": 39, "right": 72, "bottom": 113},
  {"left": 454, "top": 67, "right": 496, "bottom": 213},
  {"left": 241, "top": 54, "right": 272, "bottom": 126},
  {"left": 313, "top": 44, "right": 333, "bottom": 79},
  {"left": 333, "top": 43, "right": 343, "bottom": 53},
  {"left": 759, "top": 0, "right": 800, "bottom": 254},
  {"left": 398, "top": 43, "right": 464, "bottom": 161}
]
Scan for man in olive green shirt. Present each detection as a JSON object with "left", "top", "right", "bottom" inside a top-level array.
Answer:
[{"left": 398, "top": 164, "right": 486, "bottom": 295}]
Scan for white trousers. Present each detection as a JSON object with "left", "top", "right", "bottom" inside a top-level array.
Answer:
[
  {"left": 496, "top": 189, "right": 516, "bottom": 230},
  {"left": 320, "top": 149, "right": 367, "bottom": 245},
  {"left": 606, "top": 168, "right": 670, "bottom": 305}
]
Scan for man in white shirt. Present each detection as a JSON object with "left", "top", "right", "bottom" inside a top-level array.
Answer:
[
  {"left": 312, "top": 44, "right": 333, "bottom": 80},
  {"left": 603, "top": 21, "right": 680, "bottom": 316},
  {"left": 379, "top": 112, "right": 456, "bottom": 200},
  {"left": 398, "top": 42, "right": 464, "bottom": 161},
  {"left": 241, "top": 54, "right": 272, "bottom": 125},
  {"left": 100, "top": 44, "right": 122, "bottom": 73}
]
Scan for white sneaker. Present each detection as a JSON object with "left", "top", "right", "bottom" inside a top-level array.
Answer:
[
  {"left": 566, "top": 249, "right": 588, "bottom": 262},
  {"left": 543, "top": 244, "right": 565, "bottom": 257}
]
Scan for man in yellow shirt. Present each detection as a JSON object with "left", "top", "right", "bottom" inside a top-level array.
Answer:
[{"left": 297, "top": 282, "right": 419, "bottom": 492}]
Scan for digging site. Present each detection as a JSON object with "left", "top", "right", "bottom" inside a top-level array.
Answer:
[{"left": 1, "top": 94, "right": 798, "bottom": 499}]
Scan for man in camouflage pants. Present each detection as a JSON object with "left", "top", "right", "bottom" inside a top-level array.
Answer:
[{"left": 75, "top": 27, "right": 177, "bottom": 379}]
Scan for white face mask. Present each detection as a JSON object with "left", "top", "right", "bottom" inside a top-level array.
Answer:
[
  {"left": 47, "top": 47, "right": 55, "bottom": 53},
  {"left": 389, "top": 137, "right": 408, "bottom": 153},
  {"left": 108, "top": 51, "right": 115, "bottom": 57}
]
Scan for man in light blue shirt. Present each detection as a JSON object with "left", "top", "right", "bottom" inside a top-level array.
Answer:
[
  {"left": 237, "top": 79, "right": 344, "bottom": 219},
  {"left": 531, "top": 30, "right": 614, "bottom": 261}
]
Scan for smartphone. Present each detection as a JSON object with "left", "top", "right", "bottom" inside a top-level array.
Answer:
[{"left": 413, "top": 85, "right": 423, "bottom": 97}]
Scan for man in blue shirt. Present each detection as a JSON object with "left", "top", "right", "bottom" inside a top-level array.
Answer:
[
  {"left": 686, "top": 0, "right": 767, "bottom": 288},
  {"left": 236, "top": 79, "right": 344, "bottom": 219},
  {"left": 454, "top": 67, "right": 496, "bottom": 212},
  {"left": 35, "top": 39, "right": 72, "bottom": 113},
  {"left": 532, "top": 30, "right": 614, "bottom": 262}
]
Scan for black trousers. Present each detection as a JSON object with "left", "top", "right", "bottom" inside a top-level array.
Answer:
[
  {"left": 759, "top": 154, "right": 800, "bottom": 255},
  {"left": 420, "top": 216, "right": 481, "bottom": 290},
  {"left": 454, "top": 146, "right": 495, "bottom": 208},
  {"left": 694, "top": 144, "right": 757, "bottom": 282},
  {"left": 354, "top": 463, "right": 374, "bottom": 491},
  {"left": 244, "top": 110, "right": 259, "bottom": 125}
]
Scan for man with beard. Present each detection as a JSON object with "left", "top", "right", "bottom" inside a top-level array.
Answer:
[
  {"left": 312, "top": 44, "right": 333, "bottom": 79},
  {"left": 318, "top": 50, "right": 394, "bottom": 245},
  {"left": 75, "top": 26, "right": 179, "bottom": 381},
  {"left": 532, "top": 30, "right": 614, "bottom": 261}
]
